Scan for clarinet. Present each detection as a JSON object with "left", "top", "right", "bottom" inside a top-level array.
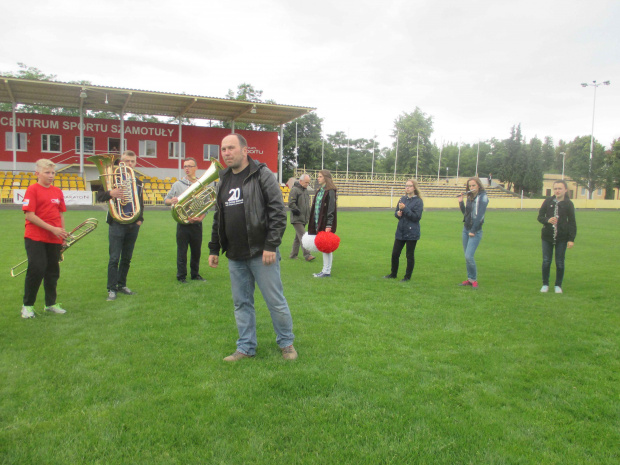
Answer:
[{"left": 552, "top": 199, "right": 559, "bottom": 245}]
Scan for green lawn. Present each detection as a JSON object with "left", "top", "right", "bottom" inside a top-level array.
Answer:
[{"left": 1, "top": 207, "right": 618, "bottom": 464}]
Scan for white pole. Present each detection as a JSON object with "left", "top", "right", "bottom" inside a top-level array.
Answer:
[
  {"left": 295, "top": 121, "right": 298, "bottom": 169},
  {"left": 177, "top": 118, "right": 183, "bottom": 179},
  {"left": 561, "top": 152, "right": 566, "bottom": 180},
  {"left": 279, "top": 125, "right": 284, "bottom": 184},
  {"left": 437, "top": 142, "right": 442, "bottom": 183},
  {"left": 11, "top": 102, "right": 17, "bottom": 172},
  {"left": 321, "top": 138, "right": 324, "bottom": 170},
  {"left": 371, "top": 137, "right": 376, "bottom": 181},
  {"left": 394, "top": 131, "right": 399, "bottom": 181},
  {"left": 346, "top": 136, "right": 350, "bottom": 180},
  {"left": 456, "top": 139, "right": 461, "bottom": 180},
  {"left": 475, "top": 140, "right": 480, "bottom": 177},
  {"left": 79, "top": 97, "right": 84, "bottom": 178},
  {"left": 120, "top": 113, "right": 125, "bottom": 154},
  {"left": 415, "top": 132, "right": 419, "bottom": 180}
]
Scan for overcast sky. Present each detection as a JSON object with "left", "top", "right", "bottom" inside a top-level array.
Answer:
[{"left": 2, "top": 0, "right": 619, "bottom": 148}]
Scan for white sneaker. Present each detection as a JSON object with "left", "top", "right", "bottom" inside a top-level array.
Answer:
[
  {"left": 45, "top": 304, "right": 67, "bottom": 314},
  {"left": 21, "top": 305, "right": 35, "bottom": 319},
  {"left": 540, "top": 285, "right": 549, "bottom": 293},
  {"left": 554, "top": 286, "right": 563, "bottom": 294}
]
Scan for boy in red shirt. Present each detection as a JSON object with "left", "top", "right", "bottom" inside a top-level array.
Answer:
[{"left": 21, "top": 159, "right": 69, "bottom": 318}]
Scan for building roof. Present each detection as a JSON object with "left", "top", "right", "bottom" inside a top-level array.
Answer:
[{"left": 0, "top": 77, "right": 315, "bottom": 126}]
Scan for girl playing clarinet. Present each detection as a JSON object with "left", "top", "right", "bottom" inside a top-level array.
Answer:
[{"left": 537, "top": 180, "right": 577, "bottom": 294}]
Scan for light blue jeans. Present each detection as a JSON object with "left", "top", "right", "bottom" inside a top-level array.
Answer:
[
  {"left": 462, "top": 228, "right": 483, "bottom": 281},
  {"left": 227, "top": 249, "right": 294, "bottom": 356}
]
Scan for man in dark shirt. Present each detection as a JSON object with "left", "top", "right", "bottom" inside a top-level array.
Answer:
[{"left": 208, "top": 134, "right": 297, "bottom": 362}]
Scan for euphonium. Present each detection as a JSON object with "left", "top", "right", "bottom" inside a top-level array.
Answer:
[
  {"left": 10, "top": 218, "right": 98, "bottom": 277},
  {"left": 88, "top": 154, "right": 142, "bottom": 224},
  {"left": 172, "top": 158, "right": 224, "bottom": 224}
]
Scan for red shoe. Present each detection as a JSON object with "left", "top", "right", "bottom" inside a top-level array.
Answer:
[
  {"left": 471, "top": 281, "right": 479, "bottom": 289},
  {"left": 458, "top": 280, "right": 472, "bottom": 286}
]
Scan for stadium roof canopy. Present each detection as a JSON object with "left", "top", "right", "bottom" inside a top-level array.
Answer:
[{"left": 0, "top": 76, "right": 315, "bottom": 125}]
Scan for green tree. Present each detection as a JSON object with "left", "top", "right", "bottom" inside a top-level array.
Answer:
[
  {"left": 522, "top": 137, "right": 544, "bottom": 195},
  {"left": 564, "top": 135, "right": 606, "bottom": 198},
  {"left": 383, "top": 108, "right": 435, "bottom": 177},
  {"left": 282, "top": 113, "right": 324, "bottom": 179},
  {"left": 221, "top": 83, "right": 278, "bottom": 132},
  {"left": 602, "top": 139, "right": 620, "bottom": 199},
  {"left": 541, "top": 136, "right": 555, "bottom": 172}
]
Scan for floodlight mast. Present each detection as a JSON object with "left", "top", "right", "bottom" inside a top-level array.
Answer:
[{"left": 580, "top": 80, "right": 611, "bottom": 199}]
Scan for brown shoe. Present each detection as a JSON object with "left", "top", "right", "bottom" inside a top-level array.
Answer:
[
  {"left": 281, "top": 345, "right": 298, "bottom": 360},
  {"left": 305, "top": 255, "right": 316, "bottom": 262},
  {"left": 223, "top": 351, "right": 254, "bottom": 362}
]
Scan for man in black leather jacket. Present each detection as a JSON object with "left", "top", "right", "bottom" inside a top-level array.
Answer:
[{"left": 208, "top": 133, "right": 297, "bottom": 362}]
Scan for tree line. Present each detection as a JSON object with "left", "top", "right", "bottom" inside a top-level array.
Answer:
[{"left": 2, "top": 64, "right": 618, "bottom": 198}]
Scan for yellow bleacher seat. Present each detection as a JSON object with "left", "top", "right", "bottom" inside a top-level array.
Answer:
[
  {"left": 5, "top": 172, "right": 13, "bottom": 177},
  {"left": 21, "top": 180, "right": 29, "bottom": 187}
]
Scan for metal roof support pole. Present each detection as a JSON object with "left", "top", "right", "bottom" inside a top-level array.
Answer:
[
  {"left": 279, "top": 124, "right": 284, "bottom": 184},
  {"left": 231, "top": 121, "right": 235, "bottom": 133},
  {"left": 120, "top": 113, "right": 125, "bottom": 154},
  {"left": 79, "top": 97, "right": 85, "bottom": 178},
  {"left": 11, "top": 102, "right": 17, "bottom": 171},
  {"left": 178, "top": 118, "right": 183, "bottom": 180}
]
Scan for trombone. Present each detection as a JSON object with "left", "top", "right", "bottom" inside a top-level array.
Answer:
[{"left": 10, "top": 218, "right": 99, "bottom": 277}]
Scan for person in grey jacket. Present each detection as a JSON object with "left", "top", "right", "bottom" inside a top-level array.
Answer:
[
  {"left": 288, "top": 174, "right": 315, "bottom": 261},
  {"left": 384, "top": 179, "right": 423, "bottom": 282},
  {"left": 457, "top": 177, "right": 489, "bottom": 289},
  {"left": 208, "top": 133, "right": 297, "bottom": 362},
  {"left": 164, "top": 157, "right": 206, "bottom": 283}
]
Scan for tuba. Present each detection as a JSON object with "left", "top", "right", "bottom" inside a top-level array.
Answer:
[
  {"left": 89, "top": 154, "right": 142, "bottom": 224},
  {"left": 11, "top": 218, "right": 98, "bottom": 277},
  {"left": 172, "top": 158, "right": 224, "bottom": 224}
]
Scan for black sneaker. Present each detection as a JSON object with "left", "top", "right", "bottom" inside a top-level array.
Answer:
[
  {"left": 191, "top": 275, "right": 206, "bottom": 282},
  {"left": 178, "top": 279, "right": 188, "bottom": 284},
  {"left": 384, "top": 274, "right": 397, "bottom": 279},
  {"left": 400, "top": 277, "right": 410, "bottom": 282}
]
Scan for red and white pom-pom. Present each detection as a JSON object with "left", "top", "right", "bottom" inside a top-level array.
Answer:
[
  {"left": 302, "top": 232, "right": 319, "bottom": 253},
  {"left": 314, "top": 231, "right": 340, "bottom": 253}
]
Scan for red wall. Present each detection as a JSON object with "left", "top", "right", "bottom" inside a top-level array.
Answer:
[{"left": 0, "top": 112, "right": 279, "bottom": 172}]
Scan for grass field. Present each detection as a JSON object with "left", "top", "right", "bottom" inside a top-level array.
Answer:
[{"left": 1, "top": 207, "right": 619, "bottom": 464}]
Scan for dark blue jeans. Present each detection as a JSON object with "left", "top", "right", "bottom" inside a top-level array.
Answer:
[
  {"left": 108, "top": 221, "right": 140, "bottom": 291},
  {"left": 542, "top": 239, "right": 567, "bottom": 287},
  {"left": 176, "top": 223, "right": 202, "bottom": 280}
]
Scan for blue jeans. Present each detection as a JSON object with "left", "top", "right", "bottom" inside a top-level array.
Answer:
[
  {"left": 108, "top": 221, "right": 141, "bottom": 291},
  {"left": 227, "top": 249, "right": 294, "bottom": 355},
  {"left": 462, "top": 228, "right": 483, "bottom": 281},
  {"left": 542, "top": 240, "right": 567, "bottom": 287}
]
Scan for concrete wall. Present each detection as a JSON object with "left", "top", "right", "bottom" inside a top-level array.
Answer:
[{"left": 336, "top": 195, "right": 620, "bottom": 209}]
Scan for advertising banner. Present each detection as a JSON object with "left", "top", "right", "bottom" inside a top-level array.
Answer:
[{"left": 13, "top": 190, "right": 93, "bottom": 206}]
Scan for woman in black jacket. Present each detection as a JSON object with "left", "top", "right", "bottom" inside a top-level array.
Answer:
[
  {"left": 537, "top": 180, "right": 576, "bottom": 294},
  {"left": 384, "top": 179, "right": 424, "bottom": 282},
  {"left": 308, "top": 170, "right": 337, "bottom": 278}
]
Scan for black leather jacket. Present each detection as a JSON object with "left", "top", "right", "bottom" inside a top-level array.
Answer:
[{"left": 208, "top": 156, "right": 287, "bottom": 257}]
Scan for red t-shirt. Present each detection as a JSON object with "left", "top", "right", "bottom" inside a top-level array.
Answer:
[{"left": 22, "top": 183, "right": 67, "bottom": 244}]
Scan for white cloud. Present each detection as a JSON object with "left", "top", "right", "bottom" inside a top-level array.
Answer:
[{"left": 2, "top": 0, "right": 618, "bottom": 148}]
